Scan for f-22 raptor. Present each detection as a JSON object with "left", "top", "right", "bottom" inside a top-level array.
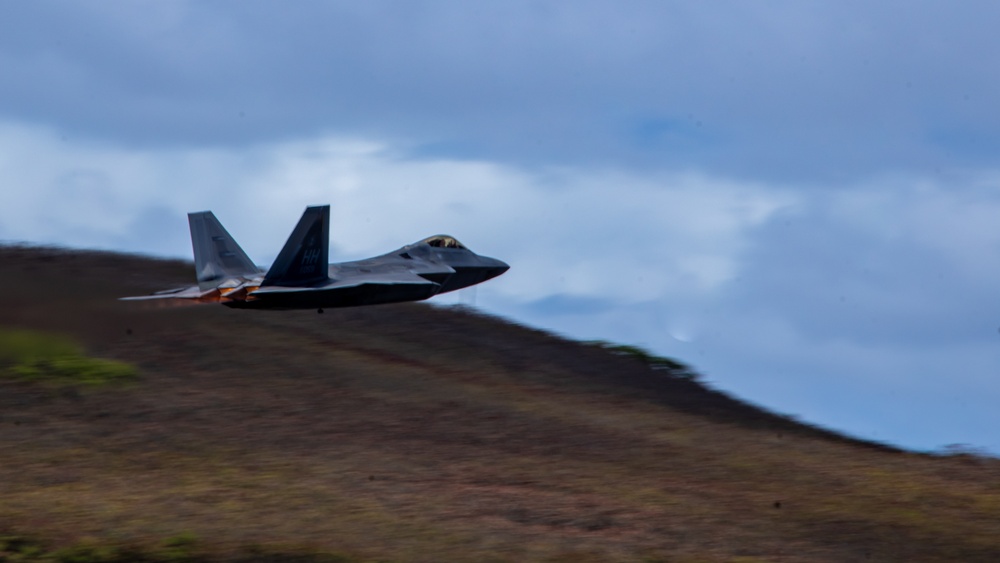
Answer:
[{"left": 123, "top": 205, "right": 509, "bottom": 312}]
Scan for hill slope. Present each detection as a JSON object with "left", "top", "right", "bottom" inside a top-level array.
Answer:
[{"left": 1, "top": 245, "right": 999, "bottom": 562}]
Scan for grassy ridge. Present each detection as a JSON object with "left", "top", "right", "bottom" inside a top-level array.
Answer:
[{"left": 0, "top": 245, "right": 999, "bottom": 562}]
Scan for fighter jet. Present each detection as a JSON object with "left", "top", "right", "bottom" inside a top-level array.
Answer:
[{"left": 122, "top": 205, "right": 509, "bottom": 312}]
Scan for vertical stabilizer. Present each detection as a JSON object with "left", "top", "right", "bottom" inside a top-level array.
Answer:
[
  {"left": 189, "top": 211, "right": 259, "bottom": 290},
  {"left": 262, "top": 205, "right": 330, "bottom": 287}
]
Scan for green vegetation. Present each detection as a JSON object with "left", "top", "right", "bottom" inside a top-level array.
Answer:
[
  {"left": 0, "top": 535, "right": 45, "bottom": 561},
  {"left": 0, "top": 532, "right": 362, "bottom": 563},
  {"left": 0, "top": 328, "right": 136, "bottom": 386},
  {"left": 585, "top": 340, "right": 698, "bottom": 379},
  {"left": 157, "top": 532, "right": 199, "bottom": 563},
  {"left": 1, "top": 535, "right": 142, "bottom": 563}
]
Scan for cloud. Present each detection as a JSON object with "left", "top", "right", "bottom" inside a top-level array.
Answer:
[
  {"left": 4, "top": 1, "right": 1000, "bottom": 179},
  {"left": 0, "top": 120, "right": 791, "bottom": 293}
]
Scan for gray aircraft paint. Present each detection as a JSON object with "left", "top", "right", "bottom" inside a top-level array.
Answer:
[
  {"left": 123, "top": 205, "right": 508, "bottom": 310},
  {"left": 188, "top": 211, "right": 261, "bottom": 290}
]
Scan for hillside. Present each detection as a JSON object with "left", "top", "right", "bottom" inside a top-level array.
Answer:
[{"left": 1, "top": 245, "right": 999, "bottom": 562}]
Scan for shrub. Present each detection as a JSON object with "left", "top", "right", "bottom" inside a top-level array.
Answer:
[
  {"left": 0, "top": 328, "right": 136, "bottom": 387},
  {"left": 0, "top": 535, "right": 44, "bottom": 559},
  {"left": 586, "top": 340, "right": 699, "bottom": 379},
  {"left": 158, "top": 532, "right": 199, "bottom": 563}
]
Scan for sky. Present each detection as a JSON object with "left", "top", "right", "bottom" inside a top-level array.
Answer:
[{"left": 2, "top": 1, "right": 1000, "bottom": 454}]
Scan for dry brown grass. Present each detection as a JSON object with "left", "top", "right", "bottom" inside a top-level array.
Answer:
[{"left": 1, "top": 245, "right": 999, "bottom": 562}]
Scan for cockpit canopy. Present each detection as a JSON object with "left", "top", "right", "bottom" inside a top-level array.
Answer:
[{"left": 421, "top": 235, "right": 467, "bottom": 250}]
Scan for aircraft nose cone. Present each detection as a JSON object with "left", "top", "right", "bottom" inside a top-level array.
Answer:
[{"left": 483, "top": 257, "right": 510, "bottom": 280}]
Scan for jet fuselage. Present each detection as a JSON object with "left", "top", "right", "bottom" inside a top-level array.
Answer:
[
  {"left": 121, "top": 207, "right": 509, "bottom": 311},
  {"left": 227, "top": 239, "right": 509, "bottom": 309}
]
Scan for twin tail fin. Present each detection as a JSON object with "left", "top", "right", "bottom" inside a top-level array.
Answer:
[
  {"left": 261, "top": 205, "right": 330, "bottom": 287},
  {"left": 188, "top": 211, "right": 260, "bottom": 290}
]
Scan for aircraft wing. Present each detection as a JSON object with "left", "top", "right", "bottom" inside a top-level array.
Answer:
[
  {"left": 119, "top": 286, "right": 218, "bottom": 301},
  {"left": 249, "top": 271, "right": 439, "bottom": 295}
]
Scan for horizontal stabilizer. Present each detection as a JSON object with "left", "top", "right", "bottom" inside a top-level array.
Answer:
[
  {"left": 120, "top": 286, "right": 219, "bottom": 301},
  {"left": 252, "top": 271, "right": 438, "bottom": 295}
]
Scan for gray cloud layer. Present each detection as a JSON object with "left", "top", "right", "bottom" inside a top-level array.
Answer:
[{"left": 4, "top": 1, "right": 1000, "bottom": 180}]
